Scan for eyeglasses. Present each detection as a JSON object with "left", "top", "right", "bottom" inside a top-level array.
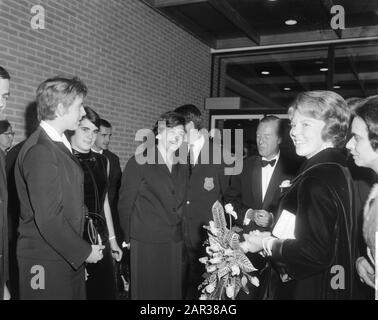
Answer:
[{"left": 2, "top": 131, "right": 15, "bottom": 137}]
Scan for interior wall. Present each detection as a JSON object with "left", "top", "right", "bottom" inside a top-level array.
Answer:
[{"left": 0, "top": 0, "right": 211, "bottom": 167}]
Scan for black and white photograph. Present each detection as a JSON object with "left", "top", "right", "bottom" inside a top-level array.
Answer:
[{"left": 0, "top": 0, "right": 377, "bottom": 305}]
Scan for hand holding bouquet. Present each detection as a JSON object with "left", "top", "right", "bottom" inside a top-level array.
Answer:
[{"left": 198, "top": 201, "right": 260, "bottom": 300}]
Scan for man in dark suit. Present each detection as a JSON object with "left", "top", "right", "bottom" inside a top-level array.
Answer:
[
  {"left": 224, "top": 115, "right": 297, "bottom": 299},
  {"left": 93, "top": 119, "right": 122, "bottom": 240},
  {"left": 225, "top": 116, "right": 296, "bottom": 231},
  {"left": 0, "top": 66, "right": 11, "bottom": 300},
  {"left": 15, "top": 77, "right": 104, "bottom": 300},
  {"left": 174, "top": 104, "right": 231, "bottom": 299}
]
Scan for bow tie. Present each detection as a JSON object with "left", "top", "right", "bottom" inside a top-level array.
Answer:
[{"left": 261, "top": 159, "right": 276, "bottom": 167}]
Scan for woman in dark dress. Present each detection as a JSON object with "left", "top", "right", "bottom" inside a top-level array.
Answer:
[
  {"left": 69, "top": 106, "right": 123, "bottom": 300},
  {"left": 241, "top": 91, "right": 358, "bottom": 299},
  {"left": 118, "top": 111, "right": 187, "bottom": 300}
]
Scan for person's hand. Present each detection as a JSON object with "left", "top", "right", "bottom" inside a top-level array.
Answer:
[
  {"left": 240, "top": 231, "right": 271, "bottom": 253},
  {"left": 244, "top": 209, "right": 254, "bottom": 225},
  {"left": 3, "top": 284, "right": 10, "bottom": 300},
  {"left": 356, "top": 256, "right": 375, "bottom": 289},
  {"left": 110, "top": 239, "right": 123, "bottom": 262},
  {"left": 253, "top": 210, "right": 273, "bottom": 228},
  {"left": 86, "top": 244, "right": 105, "bottom": 263}
]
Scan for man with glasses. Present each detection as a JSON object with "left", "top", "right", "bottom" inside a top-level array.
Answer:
[
  {"left": 0, "top": 120, "right": 15, "bottom": 153},
  {"left": 0, "top": 66, "right": 10, "bottom": 300}
]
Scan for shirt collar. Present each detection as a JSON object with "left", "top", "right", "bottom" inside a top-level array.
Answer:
[
  {"left": 91, "top": 148, "right": 103, "bottom": 154},
  {"left": 189, "top": 134, "right": 205, "bottom": 150},
  {"left": 262, "top": 151, "right": 280, "bottom": 162},
  {"left": 40, "top": 120, "right": 72, "bottom": 153}
]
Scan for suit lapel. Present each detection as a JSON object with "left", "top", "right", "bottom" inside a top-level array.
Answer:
[
  {"left": 54, "top": 141, "right": 82, "bottom": 167},
  {"left": 39, "top": 129, "right": 82, "bottom": 167},
  {"left": 263, "top": 157, "right": 283, "bottom": 209},
  {"left": 251, "top": 158, "right": 262, "bottom": 208}
]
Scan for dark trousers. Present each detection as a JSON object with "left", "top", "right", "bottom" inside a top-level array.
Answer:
[
  {"left": 18, "top": 257, "right": 86, "bottom": 300},
  {"left": 130, "top": 239, "right": 183, "bottom": 300},
  {"left": 182, "top": 244, "right": 205, "bottom": 300}
]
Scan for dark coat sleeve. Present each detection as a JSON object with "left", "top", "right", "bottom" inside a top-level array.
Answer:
[
  {"left": 271, "top": 176, "right": 338, "bottom": 280},
  {"left": 23, "top": 145, "right": 91, "bottom": 268},
  {"left": 118, "top": 156, "right": 142, "bottom": 243},
  {"left": 224, "top": 173, "right": 249, "bottom": 226},
  {"left": 108, "top": 154, "right": 122, "bottom": 207}
]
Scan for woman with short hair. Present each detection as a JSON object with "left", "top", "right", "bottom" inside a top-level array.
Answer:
[
  {"left": 69, "top": 106, "right": 123, "bottom": 300},
  {"left": 118, "top": 111, "right": 187, "bottom": 300},
  {"left": 242, "top": 91, "right": 358, "bottom": 299}
]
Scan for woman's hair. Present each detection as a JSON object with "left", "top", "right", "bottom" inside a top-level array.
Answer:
[
  {"left": 0, "top": 120, "right": 11, "bottom": 135},
  {"left": 66, "top": 106, "right": 100, "bottom": 140},
  {"left": 82, "top": 105, "right": 101, "bottom": 129},
  {"left": 354, "top": 95, "right": 378, "bottom": 150},
  {"left": 288, "top": 90, "right": 350, "bottom": 148},
  {"left": 152, "top": 111, "right": 186, "bottom": 137}
]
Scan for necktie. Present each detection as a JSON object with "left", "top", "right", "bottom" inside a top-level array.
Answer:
[{"left": 261, "top": 159, "right": 276, "bottom": 168}]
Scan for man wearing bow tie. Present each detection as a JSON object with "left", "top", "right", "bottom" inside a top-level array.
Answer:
[
  {"left": 225, "top": 115, "right": 296, "bottom": 232},
  {"left": 225, "top": 116, "right": 298, "bottom": 299}
]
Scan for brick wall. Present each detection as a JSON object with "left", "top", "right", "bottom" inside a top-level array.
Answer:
[{"left": 0, "top": 0, "right": 211, "bottom": 167}]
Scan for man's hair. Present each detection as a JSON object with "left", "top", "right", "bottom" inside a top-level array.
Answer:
[
  {"left": 259, "top": 115, "right": 284, "bottom": 139},
  {"left": 0, "top": 66, "right": 10, "bottom": 80},
  {"left": 36, "top": 76, "right": 88, "bottom": 121},
  {"left": 288, "top": 90, "right": 350, "bottom": 148},
  {"left": 99, "top": 118, "right": 112, "bottom": 128},
  {"left": 354, "top": 95, "right": 378, "bottom": 151},
  {"left": 174, "top": 104, "right": 203, "bottom": 129}
]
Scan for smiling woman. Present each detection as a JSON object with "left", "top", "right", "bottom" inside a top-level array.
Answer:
[
  {"left": 69, "top": 106, "right": 123, "bottom": 300},
  {"left": 242, "top": 90, "right": 359, "bottom": 300},
  {"left": 118, "top": 111, "right": 188, "bottom": 300}
]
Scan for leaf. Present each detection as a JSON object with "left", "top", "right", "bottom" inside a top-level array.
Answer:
[
  {"left": 233, "top": 277, "right": 243, "bottom": 299},
  {"left": 246, "top": 274, "right": 260, "bottom": 287},
  {"left": 241, "top": 275, "right": 248, "bottom": 288},
  {"left": 212, "top": 201, "right": 227, "bottom": 231},
  {"left": 217, "top": 266, "right": 230, "bottom": 279},
  {"left": 234, "top": 250, "right": 257, "bottom": 273}
]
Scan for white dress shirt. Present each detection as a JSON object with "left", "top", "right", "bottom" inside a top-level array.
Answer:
[
  {"left": 91, "top": 148, "right": 103, "bottom": 154},
  {"left": 243, "top": 151, "right": 280, "bottom": 226},
  {"left": 40, "top": 120, "right": 72, "bottom": 153},
  {"left": 261, "top": 151, "right": 280, "bottom": 201},
  {"left": 189, "top": 134, "right": 205, "bottom": 166}
]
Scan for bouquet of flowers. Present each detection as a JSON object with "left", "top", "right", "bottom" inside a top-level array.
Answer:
[{"left": 198, "top": 201, "right": 259, "bottom": 300}]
